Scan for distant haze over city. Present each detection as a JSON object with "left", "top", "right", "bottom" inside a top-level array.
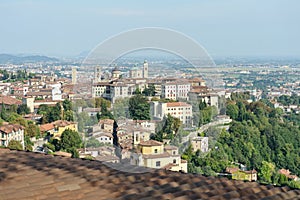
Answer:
[{"left": 0, "top": 0, "right": 299, "bottom": 58}]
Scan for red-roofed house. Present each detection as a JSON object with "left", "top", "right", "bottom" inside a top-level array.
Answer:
[
  {"left": 0, "top": 124, "right": 24, "bottom": 149},
  {"left": 40, "top": 120, "right": 77, "bottom": 138},
  {"left": 0, "top": 95, "right": 22, "bottom": 111},
  {"left": 226, "top": 167, "right": 257, "bottom": 182},
  {"left": 278, "top": 169, "right": 299, "bottom": 181}
]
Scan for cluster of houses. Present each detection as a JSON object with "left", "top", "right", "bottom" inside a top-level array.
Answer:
[
  {"left": 5, "top": 62, "right": 296, "bottom": 176},
  {"left": 84, "top": 118, "right": 188, "bottom": 172},
  {"left": 0, "top": 62, "right": 229, "bottom": 174}
]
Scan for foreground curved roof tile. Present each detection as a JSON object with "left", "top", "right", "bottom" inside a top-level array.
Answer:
[{"left": 0, "top": 148, "right": 299, "bottom": 200}]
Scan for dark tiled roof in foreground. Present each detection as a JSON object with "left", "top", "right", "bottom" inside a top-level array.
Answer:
[{"left": 0, "top": 149, "right": 300, "bottom": 200}]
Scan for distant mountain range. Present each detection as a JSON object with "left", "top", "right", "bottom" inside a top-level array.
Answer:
[{"left": 0, "top": 54, "right": 59, "bottom": 64}]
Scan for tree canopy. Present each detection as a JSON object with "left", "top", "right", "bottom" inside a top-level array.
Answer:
[
  {"left": 184, "top": 94, "right": 300, "bottom": 188},
  {"left": 128, "top": 94, "right": 150, "bottom": 120},
  {"left": 8, "top": 140, "right": 23, "bottom": 150}
]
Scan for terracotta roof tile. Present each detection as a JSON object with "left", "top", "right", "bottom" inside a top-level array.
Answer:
[
  {"left": 40, "top": 123, "right": 55, "bottom": 132},
  {"left": 139, "top": 140, "right": 163, "bottom": 146},
  {"left": 0, "top": 149, "right": 299, "bottom": 200},
  {"left": 0, "top": 95, "right": 22, "bottom": 105},
  {"left": 166, "top": 102, "right": 191, "bottom": 107},
  {"left": 0, "top": 124, "right": 24, "bottom": 134}
]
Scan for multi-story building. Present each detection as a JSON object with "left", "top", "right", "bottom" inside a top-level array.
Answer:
[
  {"left": 150, "top": 101, "right": 193, "bottom": 125},
  {"left": 92, "top": 131, "right": 114, "bottom": 145},
  {"left": 161, "top": 81, "right": 191, "bottom": 101},
  {"left": 92, "top": 82, "right": 110, "bottom": 98},
  {"left": 130, "top": 140, "right": 187, "bottom": 172},
  {"left": 188, "top": 90, "right": 219, "bottom": 110},
  {"left": 40, "top": 120, "right": 78, "bottom": 138},
  {"left": 0, "top": 124, "right": 25, "bottom": 149}
]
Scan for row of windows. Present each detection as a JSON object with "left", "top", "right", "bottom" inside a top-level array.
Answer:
[
  {"left": 167, "top": 94, "right": 176, "bottom": 97},
  {"left": 99, "top": 137, "right": 112, "bottom": 141},
  {"left": 167, "top": 107, "right": 191, "bottom": 111},
  {"left": 1, "top": 132, "right": 22, "bottom": 138}
]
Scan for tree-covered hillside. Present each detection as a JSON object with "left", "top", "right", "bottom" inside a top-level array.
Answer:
[{"left": 183, "top": 94, "right": 300, "bottom": 188}]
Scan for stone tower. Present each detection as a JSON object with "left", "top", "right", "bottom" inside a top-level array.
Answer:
[
  {"left": 143, "top": 60, "right": 148, "bottom": 78},
  {"left": 94, "top": 66, "right": 101, "bottom": 83},
  {"left": 71, "top": 67, "right": 77, "bottom": 84}
]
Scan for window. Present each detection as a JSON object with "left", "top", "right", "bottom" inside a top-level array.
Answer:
[
  {"left": 135, "top": 134, "right": 139, "bottom": 142},
  {"left": 173, "top": 159, "right": 176, "bottom": 164},
  {"left": 173, "top": 151, "right": 176, "bottom": 155},
  {"left": 154, "top": 149, "right": 158, "bottom": 153},
  {"left": 156, "top": 161, "right": 160, "bottom": 167}
]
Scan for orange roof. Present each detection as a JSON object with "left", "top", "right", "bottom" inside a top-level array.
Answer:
[
  {"left": 40, "top": 120, "right": 76, "bottom": 132},
  {"left": 139, "top": 140, "right": 163, "bottom": 146},
  {"left": 0, "top": 95, "right": 22, "bottom": 105},
  {"left": 0, "top": 124, "right": 24, "bottom": 134},
  {"left": 40, "top": 123, "right": 55, "bottom": 132},
  {"left": 52, "top": 120, "right": 76, "bottom": 127},
  {"left": 166, "top": 102, "right": 191, "bottom": 107}
]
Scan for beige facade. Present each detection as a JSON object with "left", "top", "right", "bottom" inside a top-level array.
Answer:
[
  {"left": 191, "top": 137, "right": 209, "bottom": 152},
  {"left": 93, "top": 119, "right": 114, "bottom": 134},
  {"left": 40, "top": 120, "right": 78, "bottom": 138},
  {"left": 0, "top": 124, "right": 25, "bottom": 149},
  {"left": 93, "top": 132, "right": 113, "bottom": 145},
  {"left": 130, "top": 140, "right": 187, "bottom": 172},
  {"left": 150, "top": 101, "right": 192, "bottom": 125}
]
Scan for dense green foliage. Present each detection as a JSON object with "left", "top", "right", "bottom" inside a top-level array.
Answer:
[
  {"left": 97, "top": 100, "right": 114, "bottom": 120},
  {"left": 142, "top": 84, "right": 156, "bottom": 96},
  {"left": 112, "top": 98, "right": 130, "bottom": 120},
  {"left": 47, "top": 129, "right": 82, "bottom": 158},
  {"left": 128, "top": 94, "right": 150, "bottom": 120},
  {"left": 277, "top": 94, "right": 300, "bottom": 106},
  {"left": 183, "top": 94, "right": 300, "bottom": 188},
  {"left": 38, "top": 103, "right": 61, "bottom": 123},
  {"left": 8, "top": 140, "right": 23, "bottom": 150},
  {"left": 38, "top": 99, "right": 74, "bottom": 124},
  {"left": 0, "top": 69, "right": 34, "bottom": 82},
  {"left": 75, "top": 112, "right": 97, "bottom": 132},
  {"left": 193, "top": 101, "right": 218, "bottom": 127},
  {"left": 17, "top": 104, "right": 30, "bottom": 115},
  {"left": 85, "top": 137, "right": 101, "bottom": 148},
  {"left": 151, "top": 114, "right": 181, "bottom": 142},
  {"left": 60, "top": 129, "right": 82, "bottom": 150},
  {"left": 0, "top": 105, "right": 40, "bottom": 151}
]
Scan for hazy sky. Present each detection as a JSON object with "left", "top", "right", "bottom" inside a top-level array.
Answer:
[{"left": 0, "top": 0, "right": 299, "bottom": 57}]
